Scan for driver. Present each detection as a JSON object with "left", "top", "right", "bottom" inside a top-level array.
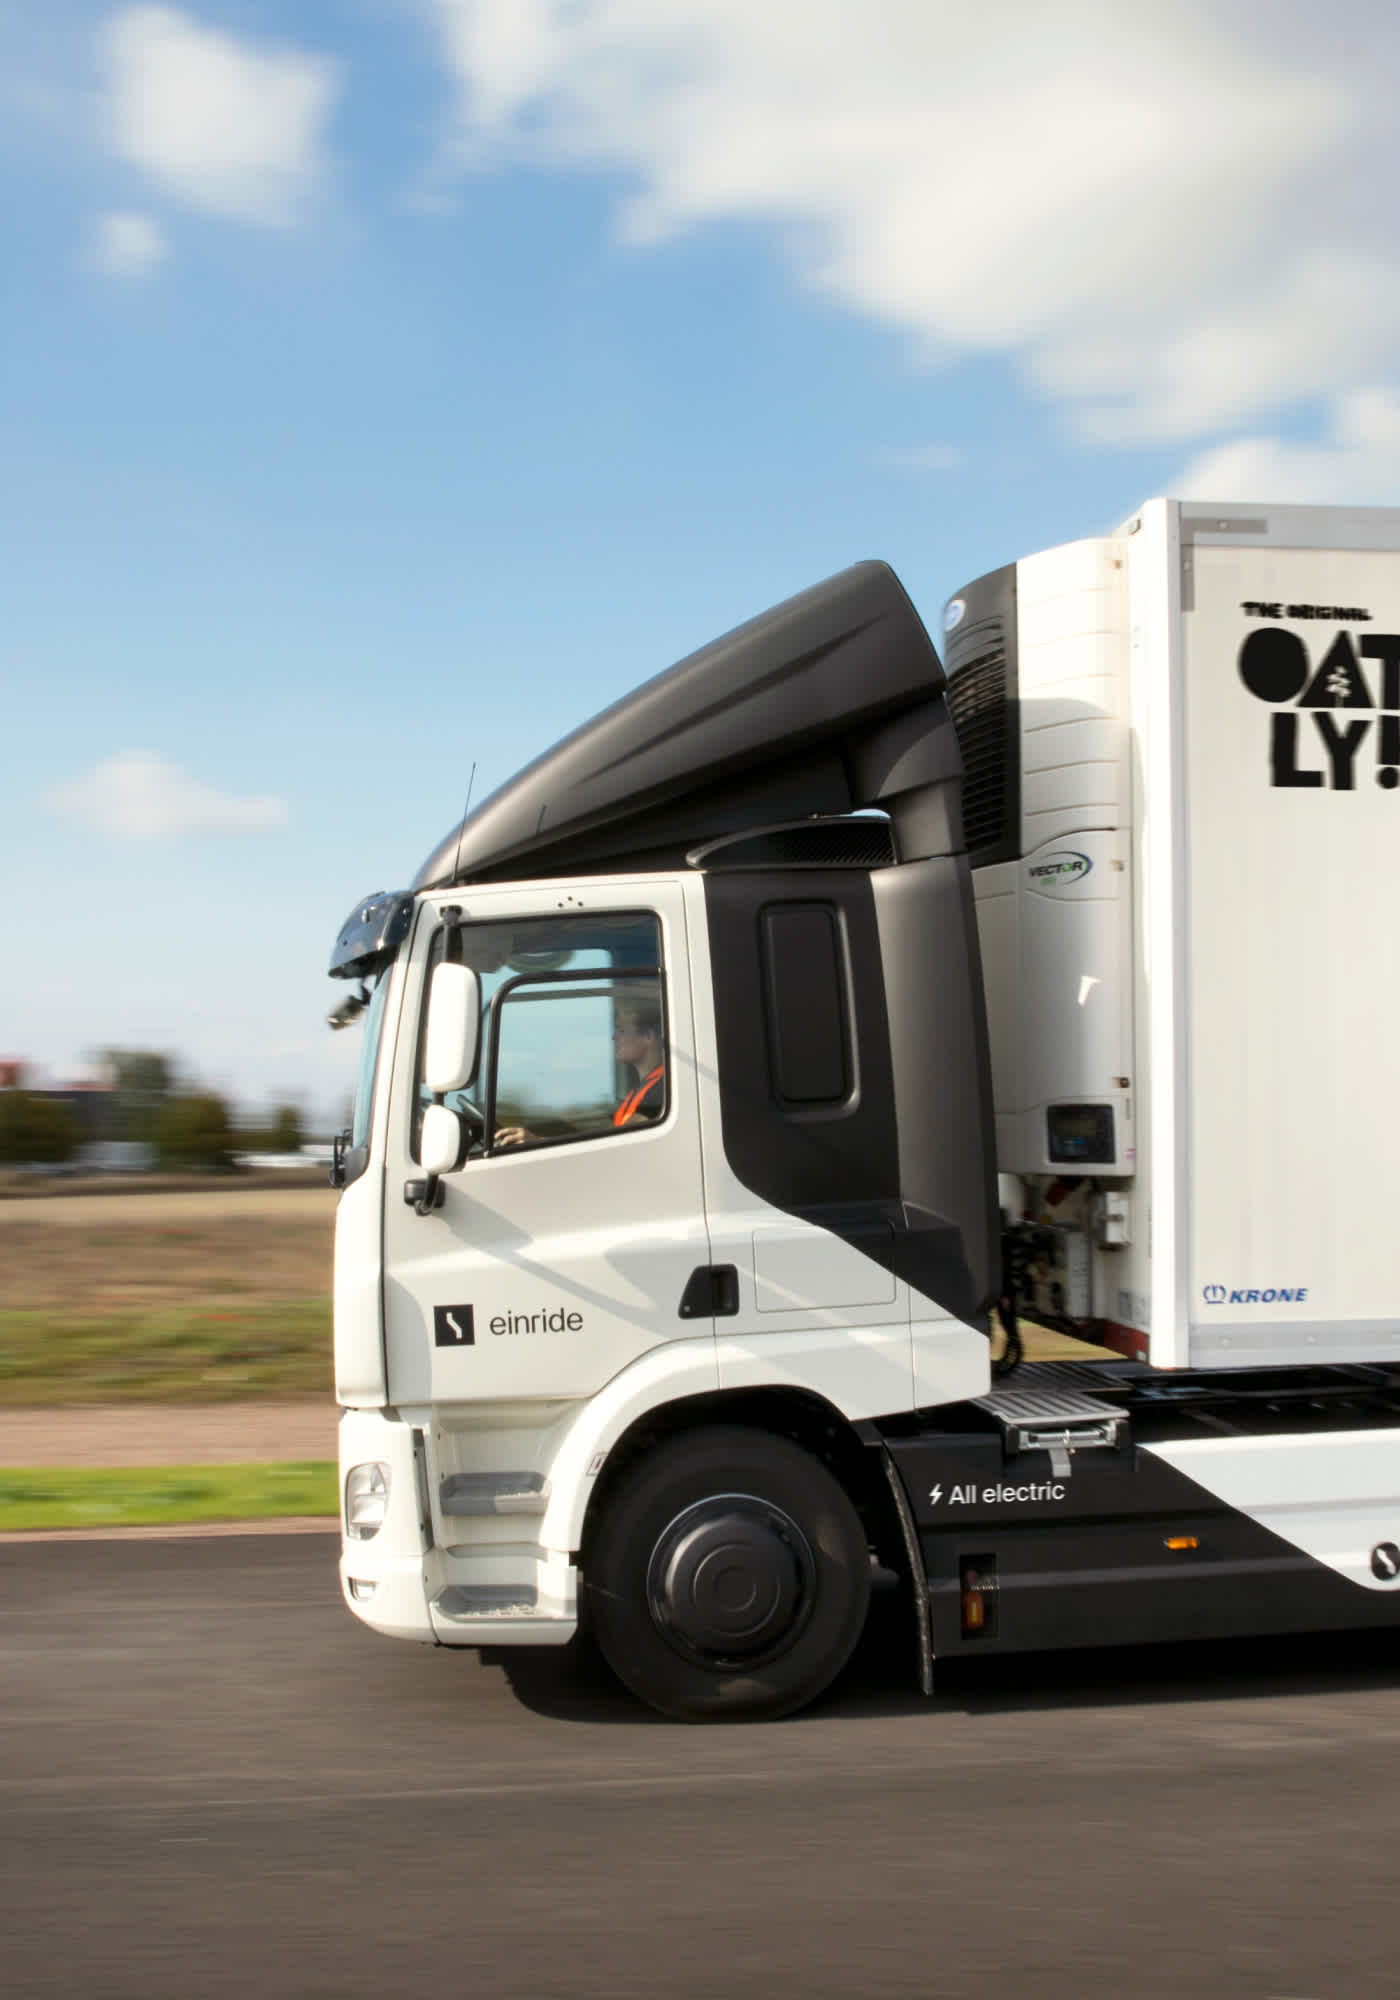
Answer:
[
  {"left": 496, "top": 990, "right": 665, "bottom": 1147},
  {"left": 610, "top": 998, "right": 665, "bottom": 1127}
]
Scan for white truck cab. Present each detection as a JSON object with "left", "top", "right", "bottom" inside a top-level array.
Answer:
[{"left": 328, "top": 515, "right": 1400, "bottom": 1720}]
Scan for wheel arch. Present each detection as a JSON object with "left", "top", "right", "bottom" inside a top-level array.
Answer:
[{"left": 575, "top": 1385, "right": 904, "bottom": 1576}]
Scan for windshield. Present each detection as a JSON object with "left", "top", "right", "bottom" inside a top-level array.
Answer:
[{"left": 350, "top": 968, "right": 394, "bottom": 1151}]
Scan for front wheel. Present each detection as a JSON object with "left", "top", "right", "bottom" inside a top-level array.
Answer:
[{"left": 584, "top": 1426, "right": 871, "bottom": 1721}]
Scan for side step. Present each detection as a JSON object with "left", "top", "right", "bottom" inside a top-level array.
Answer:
[
  {"left": 439, "top": 1471, "right": 549, "bottom": 1517},
  {"left": 435, "top": 1584, "right": 540, "bottom": 1617},
  {"left": 974, "top": 1370, "right": 1128, "bottom": 1475}
]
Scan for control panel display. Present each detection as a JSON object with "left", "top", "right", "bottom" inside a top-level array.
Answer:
[{"left": 1047, "top": 1103, "right": 1116, "bottom": 1165}]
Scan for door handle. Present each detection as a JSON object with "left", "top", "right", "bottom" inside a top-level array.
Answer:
[{"left": 678, "top": 1265, "right": 740, "bottom": 1318}]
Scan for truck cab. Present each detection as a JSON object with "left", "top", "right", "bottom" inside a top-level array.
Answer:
[{"left": 327, "top": 561, "right": 999, "bottom": 1718}]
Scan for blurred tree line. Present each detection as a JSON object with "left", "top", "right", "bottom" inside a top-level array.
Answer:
[
  {"left": 0, "top": 1087, "right": 77, "bottom": 1164},
  {"left": 0, "top": 1050, "right": 307, "bottom": 1169}
]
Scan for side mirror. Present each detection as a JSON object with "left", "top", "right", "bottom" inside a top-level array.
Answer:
[
  {"left": 420, "top": 1103, "right": 467, "bottom": 1176},
  {"left": 423, "top": 963, "right": 481, "bottom": 1093}
]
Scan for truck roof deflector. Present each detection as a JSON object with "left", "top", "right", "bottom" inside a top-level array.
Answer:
[{"left": 414, "top": 560, "right": 963, "bottom": 888}]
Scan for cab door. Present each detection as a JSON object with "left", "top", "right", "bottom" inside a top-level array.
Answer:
[{"left": 379, "top": 880, "right": 715, "bottom": 1409}]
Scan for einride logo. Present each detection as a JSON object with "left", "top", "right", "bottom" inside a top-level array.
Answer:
[{"left": 434, "top": 1304, "right": 475, "bottom": 1346}]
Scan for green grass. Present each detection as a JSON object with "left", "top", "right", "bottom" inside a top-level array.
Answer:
[
  {"left": 0, "top": 1299, "right": 332, "bottom": 1404},
  {"left": 0, "top": 1462, "right": 338, "bottom": 1532}
]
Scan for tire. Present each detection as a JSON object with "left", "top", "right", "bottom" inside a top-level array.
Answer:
[{"left": 584, "top": 1425, "right": 872, "bottom": 1722}]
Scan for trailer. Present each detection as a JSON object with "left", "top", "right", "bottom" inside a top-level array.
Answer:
[{"left": 327, "top": 499, "right": 1400, "bottom": 1719}]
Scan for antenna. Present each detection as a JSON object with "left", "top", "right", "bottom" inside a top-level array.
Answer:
[{"left": 452, "top": 762, "right": 477, "bottom": 885}]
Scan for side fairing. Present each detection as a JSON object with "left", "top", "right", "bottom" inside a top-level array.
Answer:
[
  {"left": 690, "top": 857, "right": 997, "bottom": 1417},
  {"left": 699, "top": 859, "right": 997, "bottom": 1329}
]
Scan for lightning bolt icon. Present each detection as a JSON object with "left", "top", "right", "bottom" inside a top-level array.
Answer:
[{"left": 929, "top": 1484, "right": 943, "bottom": 1506}]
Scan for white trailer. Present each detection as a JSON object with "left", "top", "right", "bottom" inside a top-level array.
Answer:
[{"left": 328, "top": 500, "right": 1400, "bottom": 1719}]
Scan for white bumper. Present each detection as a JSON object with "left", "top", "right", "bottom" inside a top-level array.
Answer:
[
  {"left": 338, "top": 1407, "right": 435, "bottom": 1642},
  {"left": 338, "top": 1407, "right": 578, "bottom": 1647}
]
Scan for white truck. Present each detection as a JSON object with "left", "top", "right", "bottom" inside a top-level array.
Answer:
[{"left": 327, "top": 497, "right": 1400, "bottom": 1720}]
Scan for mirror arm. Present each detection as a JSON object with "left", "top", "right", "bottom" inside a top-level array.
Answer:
[{"left": 403, "top": 1174, "right": 446, "bottom": 1215}]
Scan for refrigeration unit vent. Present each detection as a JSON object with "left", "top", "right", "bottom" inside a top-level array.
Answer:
[{"left": 945, "top": 617, "right": 1017, "bottom": 864}]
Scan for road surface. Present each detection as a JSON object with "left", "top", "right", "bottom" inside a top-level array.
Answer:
[{"left": 3, "top": 1532, "right": 1399, "bottom": 1998}]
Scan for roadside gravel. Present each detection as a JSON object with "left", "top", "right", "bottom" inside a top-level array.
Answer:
[
  {"left": 0, "top": 1187, "right": 337, "bottom": 1226},
  {"left": 0, "top": 1400, "right": 335, "bottom": 1467}
]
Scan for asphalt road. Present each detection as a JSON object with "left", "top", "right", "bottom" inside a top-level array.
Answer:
[{"left": 5, "top": 1534, "right": 1400, "bottom": 1999}]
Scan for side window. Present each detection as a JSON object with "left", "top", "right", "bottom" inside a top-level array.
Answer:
[
  {"left": 493, "top": 973, "right": 667, "bottom": 1146},
  {"left": 411, "top": 911, "right": 665, "bottom": 1161},
  {"left": 761, "top": 902, "right": 852, "bottom": 1106}
]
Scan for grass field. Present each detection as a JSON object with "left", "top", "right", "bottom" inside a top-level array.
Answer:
[
  {"left": 0, "top": 1186, "right": 1105, "bottom": 1411},
  {"left": 0, "top": 1203, "right": 335, "bottom": 1406},
  {"left": 0, "top": 1462, "right": 337, "bottom": 1531}
]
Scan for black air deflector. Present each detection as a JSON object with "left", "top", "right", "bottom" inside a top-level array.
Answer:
[
  {"left": 687, "top": 817, "right": 896, "bottom": 872},
  {"left": 415, "top": 563, "right": 952, "bottom": 887}
]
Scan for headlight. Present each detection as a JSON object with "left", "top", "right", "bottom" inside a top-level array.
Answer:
[{"left": 345, "top": 1461, "right": 391, "bottom": 1540}]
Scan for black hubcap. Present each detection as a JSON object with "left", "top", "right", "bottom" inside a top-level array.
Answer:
[{"left": 646, "top": 1494, "right": 816, "bottom": 1669}]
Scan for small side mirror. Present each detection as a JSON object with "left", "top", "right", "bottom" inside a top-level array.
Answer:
[
  {"left": 421, "top": 1103, "right": 467, "bottom": 1176},
  {"left": 424, "top": 963, "right": 481, "bottom": 1093}
]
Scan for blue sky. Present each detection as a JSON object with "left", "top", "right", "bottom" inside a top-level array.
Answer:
[{"left": 5, "top": 1, "right": 1400, "bottom": 1127}]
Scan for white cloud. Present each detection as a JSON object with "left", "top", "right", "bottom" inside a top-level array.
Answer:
[
  {"left": 99, "top": 5, "right": 340, "bottom": 225},
  {"left": 44, "top": 752, "right": 289, "bottom": 838},
  {"left": 88, "top": 208, "right": 168, "bottom": 276},
  {"left": 428, "top": 1, "right": 1400, "bottom": 447},
  {"left": 1175, "top": 390, "right": 1400, "bottom": 507}
]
